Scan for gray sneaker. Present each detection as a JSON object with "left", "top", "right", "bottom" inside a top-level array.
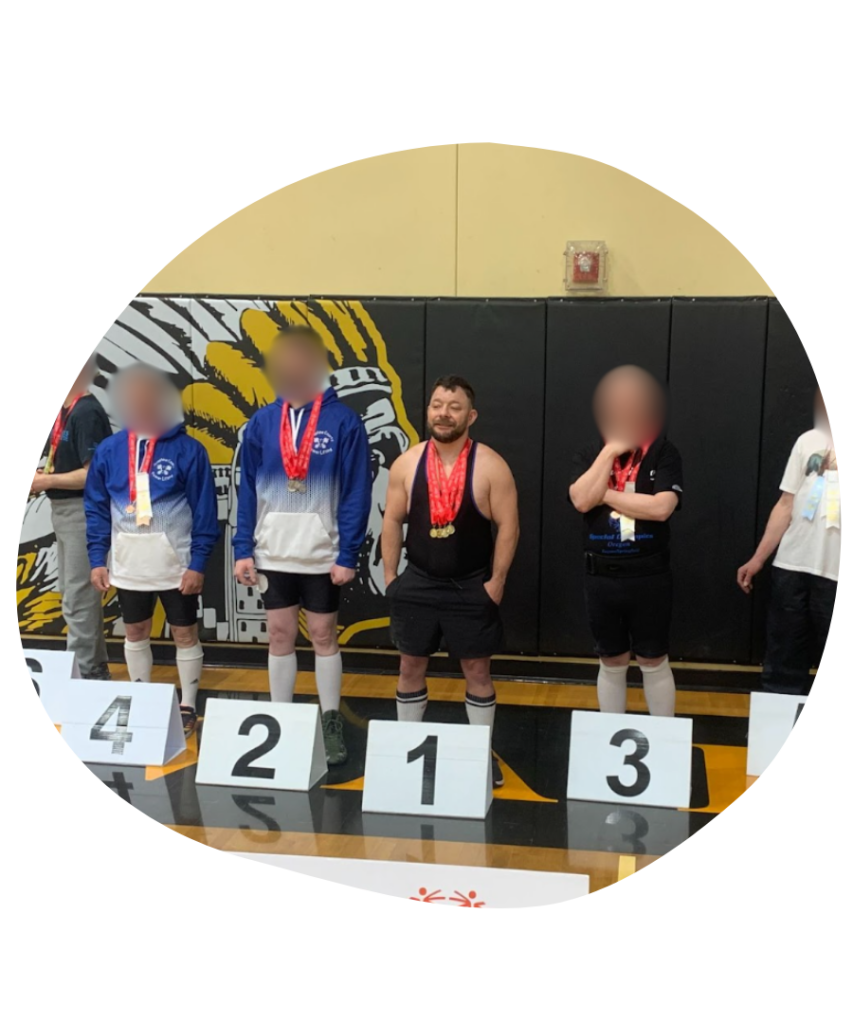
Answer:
[
  {"left": 82, "top": 664, "right": 113, "bottom": 681},
  {"left": 321, "top": 709, "right": 348, "bottom": 766}
]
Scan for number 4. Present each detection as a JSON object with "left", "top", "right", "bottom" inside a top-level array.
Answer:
[{"left": 90, "top": 697, "right": 134, "bottom": 755}]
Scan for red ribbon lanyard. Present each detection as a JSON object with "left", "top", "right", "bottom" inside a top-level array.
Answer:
[
  {"left": 427, "top": 438, "right": 471, "bottom": 527},
  {"left": 611, "top": 445, "right": 649, "bottom": 492},
  {"left": 127, "top": 433, "right": 158, "bottom": 504},
  {"left": 47, "top": 394, "right": 85, "bottom": 468},
  {"left": 280, "top": 394, "right": 323, "bottom": 481}
]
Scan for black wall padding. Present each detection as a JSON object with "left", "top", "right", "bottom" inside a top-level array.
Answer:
[
  {"left": 539, "top": 299, "right": 672, "bottom": 655},
  {"left": 424, "top": 300, "right": 546, "bottom": 653},
  {"left": 750, "top": 299, "right": 818, "bottom": 660},
  {"left": 667, "top": 298, "right": 768, "bottom": 662},
  {"left": 341, "top": 300, "right": 427, "bottom": 647}
]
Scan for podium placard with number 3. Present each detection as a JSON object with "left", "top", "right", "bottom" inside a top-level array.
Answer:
[
  {"left": 567, "top": 711, "right": 693, "bottom": 809},
  {"left": 362, "top": 721, "right": 492, "bottom": 819},
  {"left": 59, "top": 680, "right": 186, "bottom": 767}
]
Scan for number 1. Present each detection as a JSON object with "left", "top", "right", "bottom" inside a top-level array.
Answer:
[{"left": 407, "top": 735, "right": 438, "bottom": 805}]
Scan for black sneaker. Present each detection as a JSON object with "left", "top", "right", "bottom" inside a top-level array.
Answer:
[
  {"left": 180, "top": 705, "right": 198, "bottom": 737},
  {"left": 492, "top": 755, "right": 504, "bottom": 789},
  {"left": 82, "top": 664, "right": 113, "bottom": 681},
  {"left": 322, "top": 709, "right": 348, "bottom": 766}
]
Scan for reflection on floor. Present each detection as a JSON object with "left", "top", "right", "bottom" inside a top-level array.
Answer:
[{"left": 88, "top": 667, "right": 752, "bottom": 893}]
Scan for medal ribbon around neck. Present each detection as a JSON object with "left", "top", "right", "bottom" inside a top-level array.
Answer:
[
  {"left": 44, "top": 394, "right": 85, "bottom": 473},
  {"left": 280, "top": 394, "right": 323, "bottom": 491},
  {"left": 127, "top": 433, "right": 158, "bottom": 512},
  {"left": 611, "top": 444, "right": 650, "bottom": 492},
  {"left": 427, "top": 438, "right": 472, "bottom": 538}
]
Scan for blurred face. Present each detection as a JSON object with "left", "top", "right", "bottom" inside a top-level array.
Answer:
[
  {"left": 266, "top": 339, "right": 327, "bottom": 401},
  {"left": 427, "top": 387, "right": 476, "bottom": 443},
  {"left": 594, "top": 366, "right": 665, "bottom": 449},
  {"left": 114, "top": 368, "right": 178, "bottom": 435}
]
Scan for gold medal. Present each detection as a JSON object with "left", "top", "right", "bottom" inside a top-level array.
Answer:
[
  {"left": 446, "top": 524, "right": 455, "bottom": 536},
  {"left": 287, "top": 479, "right": 306, "bottom": 493},
  {"left": 430, "top": 527, "right": 439, "bottom": 538},
  {"left": 125, "top": 504, "right": 136, "bottom": 515}
]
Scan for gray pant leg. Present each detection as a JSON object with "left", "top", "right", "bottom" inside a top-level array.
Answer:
[{"left": 50, "top": 498, "right": 109, "bottom": 675}]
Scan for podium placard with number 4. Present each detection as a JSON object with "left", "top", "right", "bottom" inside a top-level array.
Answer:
[
  {"left": 746, "top": 692, "right": 807, "bottom": 776},
  {"left": 362, "top": 721, "right": 492, "bottom": 819},
  {"left": 567, "top": 711, "right": 693, "bottom": 809},
  {"left": 22, "top": 646, "right": 79, "bottom": 724},
  {"left": 196, "top": 699, "right": 327, "bottom": 791},
  {"left": 59, "top": 681, "right": 186, "bottom": 767}
]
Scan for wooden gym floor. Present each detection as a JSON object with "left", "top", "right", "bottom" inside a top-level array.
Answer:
[{"left": 83, "top": 665, "right": 757, "bottom": 894}]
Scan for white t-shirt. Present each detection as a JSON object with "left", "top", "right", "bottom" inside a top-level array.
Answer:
[{"left": 773, "top": 428, "right": 840, "bottom": 581}]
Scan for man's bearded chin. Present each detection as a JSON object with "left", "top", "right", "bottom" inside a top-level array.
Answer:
[{"left": 428, "top": 420, "right": 467, "bottom": 443}]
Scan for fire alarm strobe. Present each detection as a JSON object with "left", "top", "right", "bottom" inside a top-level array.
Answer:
[{"left": 564, "top": 240, "right": 608, "bottom": 292}]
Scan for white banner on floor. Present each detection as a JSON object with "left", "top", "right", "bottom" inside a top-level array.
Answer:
[{"left": 234, "top": 852, "right": 590, "bottom": 907}]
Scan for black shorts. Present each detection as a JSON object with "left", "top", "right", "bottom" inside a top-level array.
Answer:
[
  {"left": 388, "top": 565, "right": 503, "bottom": 660},
  {"left": 584, "top": 570, "right": 673, "bottom": 659},
  {"left": 258, "top": 570, "right": 340, "bottom": 614},
  {"left": 117, "top": 588, "right": 199, "bottom": 628}
]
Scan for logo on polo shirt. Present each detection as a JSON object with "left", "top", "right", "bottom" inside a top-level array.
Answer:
[
  {"left": 313, "top": 430, "right": 334, "bottom": 455},
  {"left": 151, "top": 458, "right": 176, "bottom": 482}
]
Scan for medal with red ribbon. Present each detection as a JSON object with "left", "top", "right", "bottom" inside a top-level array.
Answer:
[
  {"left": 427, "top": 438, "right": 472, "bottom": 538},
  {"left": 126, "top": 433, "right": 158, "bottom": 515},
  {"left": 44, "top": 394, "right": 85, "bottom": 474},
  {"left": 281, "top": 394, "right": 323, "bottom": 493}
]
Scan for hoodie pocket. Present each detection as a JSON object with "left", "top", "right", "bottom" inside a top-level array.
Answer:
[
  {"left": 113, "top": 532, "right": 183, "bottom": 582},
  {"left": 256, "top": 512, "right": 335, "bottom": 566}
]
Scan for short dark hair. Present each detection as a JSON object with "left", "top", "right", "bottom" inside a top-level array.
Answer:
[
  {"left": 430, "top": 375, "right": 475, "bottom": 406},
  {"left": 273, "top": 325, "right": 326, "bottom": 355}
]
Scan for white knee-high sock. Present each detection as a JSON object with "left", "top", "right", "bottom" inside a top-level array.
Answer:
[
  {"left": 396, "top": 686, "right": 428, "bottom": 722},
  {"left": 465, "top": 691, "right": 496, "bottom": 745},
  {"left": 268, "top": 653, "right": 298, "bottom": 703},
  {"left": 124, "top": 638, "right": 153, "bottom": 683},
  {"left": 315, "top": 652, "right": 342, "bottom": 713},
  {"left": 597, "top": 661, "right": 628, "bottom": 713},
  {"left": 640, "top": 657, "right": 676, "bottom": 717},
  {"left": 176, "top": 643, "right": 203, "bottom": 710}
]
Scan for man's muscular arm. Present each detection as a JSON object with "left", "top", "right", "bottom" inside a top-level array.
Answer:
[
  {"left": 380, "top": 449, "right": 415, "bottom": 586},
  {"left": 482, "top": 449, "right": 519, "bottom": 605}
]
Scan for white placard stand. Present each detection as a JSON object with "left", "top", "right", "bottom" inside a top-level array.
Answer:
[
  {"left": 59, "top": 680, "right": 185, "bottom": 767},
  {"left": 362, "top": 720, "right": 492, "bottom": 819},
  {"left": 22, "top": 646, "right": 79, "bottom": 724},
  {"left": 196, "top": 699, "right": 327, "bottom": 790},
  {"left": 746, "top": 691, "right": 807, "bottom": 776},
  {"left": 567, "top": 710, "right": 693, "bottom": 809}
]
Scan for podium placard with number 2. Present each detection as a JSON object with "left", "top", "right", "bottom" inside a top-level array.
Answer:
[
  {"left": 362, "top": 720, "right": 492, "bottom": 819},
  {"left": 59, "top": 680, "right": 186, "bottom": 767},
  {"left": 567, "top": 711, "right": 693, "bottom": 809}
]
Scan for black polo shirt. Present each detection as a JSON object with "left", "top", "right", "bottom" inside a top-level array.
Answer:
[
  {"left": 44, "top": 394, "right": 113, "bottom": 501},
  {"left": 570, "top": 436, "right": 683, "bottom": 557}
]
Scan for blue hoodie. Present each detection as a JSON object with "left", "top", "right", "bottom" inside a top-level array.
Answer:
[
  {"left": 84, "top": 422, "right": 219, "bottom": 591},
  {"left": 234, "top": 387, "right": 372, "bottom": 572}
]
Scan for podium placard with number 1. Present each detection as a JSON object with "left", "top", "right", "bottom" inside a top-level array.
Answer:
[
  {"left": 567, "top": 711, "right": 693, "bottom": 809},
  {"left": 362, "top": 721, "right": 492, "bottom": 819},
  {"left": 59, "top": 680, "right": 186, "bottom": 767}
]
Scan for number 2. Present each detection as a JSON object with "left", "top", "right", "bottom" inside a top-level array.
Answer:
[
  {"left": 90, "top": 697, "right": 134, "bottom": 755},
  {"left": 407, "top": 735, "right": 438, "bottom": 805},
  {"left": 232, "top": 714, "right": 282, "bottom": 780},
  {"left": 607, "top": 728, "right": 651, "bottom": 798}
]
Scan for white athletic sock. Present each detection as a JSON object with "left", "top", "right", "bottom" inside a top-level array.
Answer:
[
  {"left": 124, "top": 638, "right": 153, "bottom": 683},
  {"left": 315, "top": 652, "right": 342, "bottom": 713},
  {"left": 176, "top": 643, "right": 203, "bottom": 710},
  {"left": 465, "top": 691, "right": 496, "bottom": 744},
  {"left": 640, "top": 657, "right": 676, "bottom": 717},
  {"left": 396, "top": 686, "right": 428, "bottom": 722},
  {"left": 597, "top": 661, "right": 629, "bottom": 714},
  {"left": 268, "top": 653, "right": 298, "bottom": 704}
]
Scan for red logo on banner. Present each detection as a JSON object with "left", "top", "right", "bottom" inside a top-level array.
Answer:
[{"left": 408, "top": 887, "right": 486, "bottom": 907}]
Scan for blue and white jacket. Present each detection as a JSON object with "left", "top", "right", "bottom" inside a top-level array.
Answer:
[
  {"left": 234, "top": 388, "right": 372, "bottom": 573},
  {"left": 84, "top": 422, "right": 219, "bottom": 591}
]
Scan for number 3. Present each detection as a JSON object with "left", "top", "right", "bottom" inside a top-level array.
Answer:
[{"left": 607, "top": 728, "right": 651, "bottom": 798}]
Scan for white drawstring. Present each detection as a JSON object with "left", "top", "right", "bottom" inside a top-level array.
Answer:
[{"left": 289, "top": 408, "right": 305, "bottom": 452}]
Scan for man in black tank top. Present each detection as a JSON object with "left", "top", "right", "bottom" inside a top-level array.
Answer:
[{"left": 382, "top": 376, "right": 519, "bottom": 789}]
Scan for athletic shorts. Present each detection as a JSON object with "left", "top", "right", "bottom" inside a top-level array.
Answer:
[
  {"left": 388, "top": 565, "right": 503, "bottom": 660},
  {"left": 117, "top": 588, "right": 199, "bottom": 628},
  {"left": 258, "top": 570, "right": 340, "bottom": 614},
  {"left": 584, "top": 569, "right": 673, "bottom": 659}
]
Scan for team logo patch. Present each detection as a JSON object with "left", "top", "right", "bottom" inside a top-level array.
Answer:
[
  {"left": 313, "top": 430, "right": 334, "bottom": 455},
  {"left": 151, "top": 458, "right": 176, "bottom": 482}
]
